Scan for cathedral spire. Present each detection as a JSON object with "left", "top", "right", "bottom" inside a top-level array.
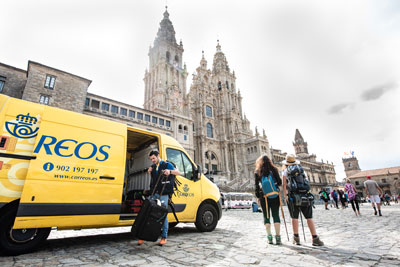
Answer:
[
  {"left": 155, "top": 6, "right": 177, "bottom": 45},
  {"left": 293, "top": 129, "right": 308, "bottom": 157}
]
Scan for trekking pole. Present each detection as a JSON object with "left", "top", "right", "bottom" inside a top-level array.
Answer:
[
  {"left": 278, "top": 193, "right": 289, "bottom": 241},
  {"left": 299, "top": 212, "right": 306, "bottom": 242}
]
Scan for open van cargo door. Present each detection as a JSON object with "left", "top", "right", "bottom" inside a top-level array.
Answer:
[{"left": 13, "top": 107, "right": 126, "bottom": 229}]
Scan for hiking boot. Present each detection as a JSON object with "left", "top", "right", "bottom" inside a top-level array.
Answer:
[
  {"left": 312, "top": 236, "right": 324, "bottom": 246},
  {"left": 275, "top": 235, "right": 282, "bottom": 245},
  {"left": 379, "top": 210, "right": 382, "bottom": 216},
  {"left": 374, "top": 210, "right": 377, "bottom": 216},
  {"left": 267, "top": 235, "right": 273, "bottom": 244},
  {"left": 137, "top": 239, "right": 144, "bottom": 246},
  {"left": 159, "top": 237, "right": 167, "bottom": 246},
  {"left": 293, "top": 236, "right": 300, "bottom": 245},
  {"left": 325, "top": 208, "right": 329, "bottom": 210}
]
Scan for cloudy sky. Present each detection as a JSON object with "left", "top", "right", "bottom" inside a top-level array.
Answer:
[{"left": 2, "top": 0, "right": 399, "bottom": 180}]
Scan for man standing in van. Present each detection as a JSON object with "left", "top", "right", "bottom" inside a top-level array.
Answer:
[{"left": 138, "top": 150, "right": 180, "bottom": 246}]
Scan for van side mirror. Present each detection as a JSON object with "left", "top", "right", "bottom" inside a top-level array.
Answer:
[{"left": 193, "top": 164, "right": 201, "bottom": 181}]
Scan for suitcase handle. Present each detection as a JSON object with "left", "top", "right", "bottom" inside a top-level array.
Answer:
[{"left": 100, "top": 176, "right": 115, "bottom": 180}]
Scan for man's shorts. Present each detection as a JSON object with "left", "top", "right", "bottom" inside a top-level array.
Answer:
[
  {"left": 287, "top": 201, "right": 313, "bottom": 219},
  {"left": 369, "top": 195, "right": 381, "bottom": 204}
]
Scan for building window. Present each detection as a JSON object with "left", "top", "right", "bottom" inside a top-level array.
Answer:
[
  {"left": 137, "top": 112, "right": 143, "bottom": 120},
  {"left": 178, "top": 124, "right": 183, "bottom": 133},
  {"left": 44, "top": 75, "right": 56, "bottom": 89},
  {"left": 355, "top": 181, "right": 359, "bottom": 186},
  {"left": 166, "top": 120, "right": 171, "bottom": 127},
  {"left": 382, "top": 178, "right": 387, "bottom": 183},
  {"left": 211, "top": 153, "right": 216, "bottom": 160},
  {"left": 0, "top": 76, "right": 5, "bottom": 92},
  {"left": 111, "top": 105, "right": 118, "bottom": 114},
  {"left": 159, "top": 118, "right": 164, "bottom": 126},
  {"left": 145, "top": 114, "right": 150, "bottom": 122},
  {"left": 206, "top": 105, "right": 213, "bottom": 117},
  {"left": 39, "top": 95, "right": 50, "bottom": 105},
  {"left": 101, "top": 103, "right": 109, "bottom": 111},
  {"left": 205, "top": 163, "right": 209, "bottom": 171},
  {"left": 184, "top": 135, "right": 187, "bottom": 140},
  {"left": 120, "top": 108, "right": 127, "bottom": 116},
  {"left": 166, "top": 51, "right": 170, "bottom": 63},
  {"left": 193, "top": 123, "right": 195, "bottom": 131},
  {"left": 226, "top": 81, "right": 229, "bottom": 89},
  {"left": 85, "top": 98, "right": 90, "bottom": 107},
  {"left": 129, "top": 110, "right": 135, "bottom": 118},
  {"left": 91, "top": 100, "right": 100, "bottom": 109},
  {"left": 205, "top": 152, "right": 209, "bottom": 159},
  {"left": 212, "top": 164, "right": 218, "bottom": 173},
  {"left": 152, "top": 116, "right": 158, "bottom": 124},
  {"left": 218, "top": 81, "right": 222, "bottom": 90},
  {"left": 206, "top": 123, "right": 213, "bottom": 138},
  {"left": 166, "top": 133, "right": 171, "bottom": 136}
]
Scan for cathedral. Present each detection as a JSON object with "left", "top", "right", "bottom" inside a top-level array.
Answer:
[{"left": 0, "top": 8, "right": 336, "bottom": 193}]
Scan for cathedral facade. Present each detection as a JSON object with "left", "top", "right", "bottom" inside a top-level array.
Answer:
[{"left": 0, "top": 9, "right": 335, "bottom": 192}]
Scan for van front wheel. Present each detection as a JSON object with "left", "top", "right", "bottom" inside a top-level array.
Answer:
[
  {"left": 195, "top": 203, "right": 218, "bottom": 232},
  {"left": 0, "top": 208, "right": 51, "bottom": 256}
]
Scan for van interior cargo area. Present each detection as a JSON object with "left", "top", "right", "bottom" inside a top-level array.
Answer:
[{"left": 121, "top": 130, "right": 159, "bottom": 214}]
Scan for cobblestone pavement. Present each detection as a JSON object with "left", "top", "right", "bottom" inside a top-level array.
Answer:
[{"left": 1, "top": 203, "right": 399, "bottom": 266}]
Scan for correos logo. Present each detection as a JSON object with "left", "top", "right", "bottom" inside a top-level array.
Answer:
[
  {"left": 33, "top": 135, "right": 110, "bottom": 161},
  {"left": 5, "top": 113, "right": 39, "bottom": 139}
]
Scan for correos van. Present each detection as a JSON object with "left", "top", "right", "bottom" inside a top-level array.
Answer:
[{"left": 0, "top": 95, "right": 222, "bottom": 255}]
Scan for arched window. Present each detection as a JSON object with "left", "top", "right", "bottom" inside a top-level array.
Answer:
[
  {"left": 174, "top": 55, "right": 179, "bottom": 64},
  {"left": 183, "top": 125, "right": 188, "bottom": 131},
  {"left": 205, "top": 105, "right": 213, "bottom": 117},
  {"left": 251, "top": 147, "right": 253, "bottom": 153},
  {"left": 166, "top": 51, "right": 170, "bottom": 63},
  {"left": 254, "top": 147, "right": 257, "bottom": 152},
  {"left": 205, "top": 152, "right": 209, "bottom": 159},
  {"left": 211, "top": 153, "right": 216, "bottom": 160},
  {"left": 178, "top": 124, "right": 182, "bottom": 130},
  {"left": 226, "top": 81, "right": 229, "bottom": 89},
  {"left": 206, "top": 123, "right": 213, "bottom": 138},
  {"left": 213, "top": 99, "right": 217, "bottom": 106},
  {"left": 247, "top": 148, "right": 250, "bottom": 154},
  {"left": 218, "top": 81, "right": 222, "bottom": 90}
]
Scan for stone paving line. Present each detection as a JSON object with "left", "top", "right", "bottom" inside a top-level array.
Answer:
[{"left": 0, "top": 203, "right": 399, "bottom": 266}]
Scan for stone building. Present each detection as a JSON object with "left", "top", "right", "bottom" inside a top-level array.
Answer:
[
  {"left": 0, "top": 8, "right": 335, "bottom": 192},
  {"left": 271, "top": 129, "right": 337, "bottom": 195},
  {"left": 343, "top": 157, "right": 400, "bottom": 196}
]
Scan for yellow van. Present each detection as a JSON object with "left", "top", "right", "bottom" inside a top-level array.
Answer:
[{"left": 0, "top": 95, "right": 222, "bottom": 255}]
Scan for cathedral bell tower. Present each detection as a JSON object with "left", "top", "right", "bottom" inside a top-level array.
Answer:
[
  {"left": 293, "top": 129, "right": 309, "bottom": 157},
  {"left": 143, "top": 7, "right": 188, "bottom": 116},
  {"left": 343, "top": 156, "right": 361, "bottom": 177}
]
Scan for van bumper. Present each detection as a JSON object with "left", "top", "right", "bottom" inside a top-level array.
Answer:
[{"left": 217, "top": 198, "right": 222, "bottom": 220}]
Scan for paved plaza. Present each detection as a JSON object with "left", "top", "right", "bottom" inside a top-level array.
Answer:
[{"left": 1, "top": 203, "right": 399, "bottom": 266}]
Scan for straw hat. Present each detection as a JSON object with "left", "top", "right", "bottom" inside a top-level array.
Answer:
[{"left": 282, "top": 154, "right": 300, "bottom": 165}]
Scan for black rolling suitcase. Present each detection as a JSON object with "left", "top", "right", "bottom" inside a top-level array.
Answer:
[{"left": 131, "top": 172, "right": 168, "bottom": 241}]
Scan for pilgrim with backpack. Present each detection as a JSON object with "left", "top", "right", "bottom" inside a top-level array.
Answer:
[
  {"left": 254, "top": 155, "right": 283, "bottom": 245},
  {"left": 282, "top": 154, "right": 324, "bottom": 246}
]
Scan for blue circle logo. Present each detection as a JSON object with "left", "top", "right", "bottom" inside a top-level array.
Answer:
[{"left": 43, "top": 162, "right": 54, "bottom": 172}]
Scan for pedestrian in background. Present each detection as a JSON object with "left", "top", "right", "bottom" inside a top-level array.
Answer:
[
  {"left": 364, "top": 176, "right": 383, "bottom": 216},
  {"left": 319, "top": 189, "right": 329, "bottom": 210},
  {"left": 338, "top": 190, "right": 346, "bottom": 209},
  {"left": 331, "top": 190, "right": 339, "bottom": 209},
  {"left": 254, "top": 155, "right": 283, "bottom": 245},
  {"left": 344, "top": 179, "right": 360, "bottom": 216},
  {"left": 282, "top": 154, "right": 324, "bottom": 246}
]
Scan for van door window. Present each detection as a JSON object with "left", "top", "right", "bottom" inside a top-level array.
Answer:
[{"left": 166, "top": 148, "right": 194, "bottom": 180}]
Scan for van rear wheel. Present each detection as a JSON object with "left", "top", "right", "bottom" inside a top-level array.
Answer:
[
  {"left": 0, "top": 208, "right": 51, "bottom": 256},
  {"left": 195, "top": 203, "right": 218, "bottom": 232}
]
